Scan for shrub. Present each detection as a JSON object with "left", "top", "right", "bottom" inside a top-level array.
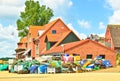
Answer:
[{"left": 116, "top": 53, "right": 120, "bottom": 65}]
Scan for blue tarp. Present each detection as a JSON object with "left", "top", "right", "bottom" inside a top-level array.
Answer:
[
  {"left": 86, "top": 64, "right": 94, "bottom": 69},
  {"left": 79, "top": 60, "right": 87, "bottom": 66},
  {"left": 29, "top": 65, "right": 38, "bottom": 73},
  {"left": 64, "top": 54, "right": 69, "bottom": 56},
  {"left": 102, "top": 60, "right": 112, "bottom": 68},
  {"left": 38, "top": 65, "right": 47, "bottom": 73},
  {"left": 96, "top": 56, "right": 102, "bottom": 60}
]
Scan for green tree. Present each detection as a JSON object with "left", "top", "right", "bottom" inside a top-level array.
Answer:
[
  {"left": 17, "top": 0, "right": 54, "bottom": 38},
  {"left": 116, "top": 53, "right": 120, "bottom": 65}
]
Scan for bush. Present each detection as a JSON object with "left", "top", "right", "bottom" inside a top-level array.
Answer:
[{"left": 116, "top": 53, "right": 120, "bottom": 65}]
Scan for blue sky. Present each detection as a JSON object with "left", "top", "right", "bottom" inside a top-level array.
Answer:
[{"left": 0, "top": 0, "right": 120, "bottom": 57}]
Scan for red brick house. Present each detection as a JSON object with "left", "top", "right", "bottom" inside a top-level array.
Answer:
[
  {"left": 15, "top": 37, "right": 27, "bottom": 59},
  {"left": 16, "top": 18, "right": 80, "bottom": 59},
  {"left": 105, "top": 25, "right": 120, "bottom": 53},
  {"left": 15, "top": 19, "right": 117, "bottom": 66},
  {"left": 42, "top": 39, "right": 116, "bottom": 66}
]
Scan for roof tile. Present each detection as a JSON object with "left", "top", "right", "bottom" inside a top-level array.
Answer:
[
  {"left": 108, "top": 25, "right": 120, "bottom": 47},
  {"left": 42, "top": 39, "right": 116, "bottom": 55},
  {"left": 19, "top": 37, "right": 27, "bottom": 43},
  {"left": 29, "top": 26, "right": 45, "bottom": 38},
  {"left": 46, "top": 34, "right": 60, "bottom": 42}
]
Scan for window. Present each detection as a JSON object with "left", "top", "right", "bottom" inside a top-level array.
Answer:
[
  {"left": 73, "top": 54, "right": 77, "bottom": 56},
  {"left": 100, "top": 55, "right": 105, "bottom": 59},
  {"left": 52, "top": 30, "right": 56, "bottom": 34},
  {"left": 50, "top": 42, "right": 56, "bottom": 47},
  {"left": 86, "top": 54, "right": 92, "bottom": 59},
  {"left": 28, "top": 51, "right": 31, "bottom": 57}
]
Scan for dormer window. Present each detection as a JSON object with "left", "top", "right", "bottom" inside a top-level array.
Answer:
[{"left": 52, "top": 30, "right": 56, "bottom": 34}]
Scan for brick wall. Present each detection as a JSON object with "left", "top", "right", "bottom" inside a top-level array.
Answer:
[{"left": 65, "top": 41, "right": 116, "bottom": 66}]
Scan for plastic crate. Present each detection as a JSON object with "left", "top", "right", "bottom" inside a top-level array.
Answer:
[{"left": 47, "top": 67, "right": 56, "bottom": 73}]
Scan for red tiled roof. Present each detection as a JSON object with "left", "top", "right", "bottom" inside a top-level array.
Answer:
[
  {"left": 46, "top": 34, "right": 60, "bottom": 42},
  {"left": 107, "top": 25, "right": 120, "bottom": 47},
  {"left": 29, "top": 26, "right": 45, "bottom": 38},
  {"left": 41, "top": 39, "right": 116, "bottom": 55},
  {"left": 41, "top": 40, "right": 86, "bottom": 55},
  {"left": 41, "top": 31, "right": 72, "bottom": 53},
  {"left": 50, "top": 30, "right": 81, "bottom": 49},
  {"left": 19, "top": 37, "right": 27, "bottom": 43},
  {"left": 39, "top": 18, "right": 71, "bottom": 39},
  {"left": 41, "top": 30, "right": 81, "bottom": 53}
]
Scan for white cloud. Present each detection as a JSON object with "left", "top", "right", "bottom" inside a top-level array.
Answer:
[
  {"left": 78, "top": 20, "right": 90, "bottom": 28},
  {"left": 39, "top": 0, "right": 65, "bottom": 10},
  {"left": 0, "top": 0, "right": 25, "bottom": 6},
  {"left": 109, "top": 10, "right": 120, "bottom": 24},
  {"left": 0, "top": 24, "right": 18, "bottom": 41},
  {"left": 106, "top": 0, "right": 120, "bottom": 24},
  {"left": 39, "top": 0, "right": 73, "bottom": 12},
  {"left": 0, "top": 5, "right": 24, "bottom": 17},
  {"left": 68, "top": 1, "right": 73, "bottom": 7},
  {"left": 0, "top": 0, "right": 25, "bottom": 17},
  {"left": 79, "top": 33, "right": 87, "bottom": 39},
  {"left": 99, "top": 22, "right": 106, "bottom": 29},
  {"left": 51, "top": 16, "right": 64, "bottom": 22},
  {"left": 106, "top": 0, "right": 120, "bottom": 10},
  {"left": 67, "top": 23, "right": 87, "bottom": 39},
  {"left": 98, "top": 33, "right": 105, "bottom": 37},
  {"left": 0, "top": 24, "right": 19, "bottom": 57},
  {"left": 91, "top": 33, "right": 105, "bottom": 37}
]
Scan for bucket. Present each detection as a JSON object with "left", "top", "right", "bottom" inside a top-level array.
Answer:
[{"left": 29, "top": 65, "right": 38, "bottom": 74}]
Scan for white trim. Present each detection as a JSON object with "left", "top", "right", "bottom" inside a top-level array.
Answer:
[{"left": 23, "top": 49, "right": 31, "bottom": 55}]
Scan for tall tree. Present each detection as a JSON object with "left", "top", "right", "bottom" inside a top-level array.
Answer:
[{"left": 17, "top": 0, "right": 54, "bottom": 38}]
